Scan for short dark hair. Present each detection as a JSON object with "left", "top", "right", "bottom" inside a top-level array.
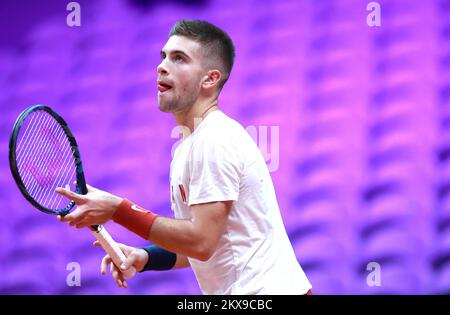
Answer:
[{"left": 169, "top": 19, "right": 235, "bottom": 90}]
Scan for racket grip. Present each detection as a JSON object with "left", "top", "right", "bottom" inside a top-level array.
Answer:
[{"left": 91, "top": 225, "right": 137, "bottom": 279}]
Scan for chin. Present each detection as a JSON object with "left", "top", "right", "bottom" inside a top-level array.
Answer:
[
  {"left": 158, "top": 99, "right": 176, "bottom": 113},
  {"left": 157, "top": 95, "right": 193, "bottom": 113},
  {"left": 158, "top": 103, "right": 172, "bottom": 113}
]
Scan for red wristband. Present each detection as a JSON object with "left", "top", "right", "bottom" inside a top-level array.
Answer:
[{"left": 113, "top": 199, "right": 158, "bottom": 240}]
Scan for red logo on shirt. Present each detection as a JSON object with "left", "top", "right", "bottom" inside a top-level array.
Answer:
[
  {"left": 179, "top": 184, "right": 187, "bottom": 203},
  {"left": 171, "top": 185, "right": 175, "bottom": 204}
]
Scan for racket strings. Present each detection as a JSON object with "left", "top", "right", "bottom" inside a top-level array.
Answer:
[
  {"left": 19, "top": 114, "right": 60, "bottom": 187},
  {"left": 19, "top": 114, "right": 60, "bottom": 189},
  {"left": 15, "top": 110, "right": 77, "bottom": 211},
  {"left": 20, "top": 114, "right": 75, "bottom": 209}
]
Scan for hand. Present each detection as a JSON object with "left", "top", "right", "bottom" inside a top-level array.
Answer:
[
  {"left": 55, "top": 183, "right": 123, "bottom": 228},
  {"left": 94, "top": 240, "right": 149, "bottom": 288}
]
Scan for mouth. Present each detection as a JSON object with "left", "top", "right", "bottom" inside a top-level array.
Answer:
[{"left": 157, "top": 81, "right": 173, "bottom": 93}]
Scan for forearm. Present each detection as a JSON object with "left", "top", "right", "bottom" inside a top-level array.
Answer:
[{"left": 113, "top": 199, "right": 223, "bottom": 261}]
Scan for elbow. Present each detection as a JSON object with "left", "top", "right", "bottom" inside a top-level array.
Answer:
[
  {"left": 197, "top": 250, "right": 213, "bottom": 262},
  {"left": 194, "top": 243, "right": 215, "bottom": 262}
]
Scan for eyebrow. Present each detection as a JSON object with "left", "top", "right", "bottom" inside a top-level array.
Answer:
[{"left": 160, "top": 50, "right": 191, "bottom": 60}]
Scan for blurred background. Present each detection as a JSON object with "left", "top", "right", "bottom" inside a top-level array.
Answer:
[{"left": 0, "top": 0, "right": 449, "bottom": 294}]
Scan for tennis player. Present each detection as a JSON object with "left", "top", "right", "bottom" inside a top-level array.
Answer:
[{"left": 56, "top": 19, "right": 312, "bottom": 295}]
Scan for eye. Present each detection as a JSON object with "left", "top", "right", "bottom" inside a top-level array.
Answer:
[{"left": 174, "top": 55, "right": 184, "bottom": 62}]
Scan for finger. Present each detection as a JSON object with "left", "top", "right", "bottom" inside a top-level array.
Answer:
[
  {"left": 112, "top": 271, "right": 122, "bottom": 287},
  {"left": 113, "top": 263, "right": 125, "bottom": 286},
  {"left": 110, "top": 263, "right": 124, "bottom": 287},
  {"left": 55, "top": 187, "right": 86, "bottom": 204},
  {"left": 75, "top": 220, "right": 90, "bottom": 229},
  {"left": 70, "top": 211, "right": 88, "bottom": 227},
  {"left": 101, "top": 255, "right": 112, "bottom": 275},
  {"left": 93, "top": 240, "right": 100, "bottom": 247},
  {"left": 55, "top": 187, "right": 84, "bottom": 201},
  {"left": 85, "top": 183, "right": 97, "bottom": 192},
  {"left": 60, "top": 207, "right": 85, "bottom": 224}
]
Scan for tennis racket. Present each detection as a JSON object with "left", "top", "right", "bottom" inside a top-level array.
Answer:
[{"left": 9, "top": 105, "right": 136, "bottom": 279}]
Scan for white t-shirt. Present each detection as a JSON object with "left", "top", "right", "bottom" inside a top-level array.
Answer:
[{"left": 170, "top": 110, "right": 312, "bottom": 295}]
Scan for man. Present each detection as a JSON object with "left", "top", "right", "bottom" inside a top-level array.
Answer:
[{"left": 56, "top": 19, "right": 312, "bottom": 295}]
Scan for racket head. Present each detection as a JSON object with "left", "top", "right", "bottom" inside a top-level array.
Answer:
[{"left": 9, "top": 105, "right": 88, "bottom": 216}]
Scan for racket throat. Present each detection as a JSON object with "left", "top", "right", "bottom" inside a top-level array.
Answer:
[{"left": 90, "top": 225, "right": 102, "bottom": 232}]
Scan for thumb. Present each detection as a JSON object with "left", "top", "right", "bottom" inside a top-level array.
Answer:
[
  {"left": 55, "top": 187, "right": 86, "bottom": 204},
  {"left": 121, "top": 253, "right": 138, "bottom": 271}
]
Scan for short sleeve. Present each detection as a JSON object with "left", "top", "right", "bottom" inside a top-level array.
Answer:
[{"left": 188, "top": 133, "right": 241, "bottom": 206}]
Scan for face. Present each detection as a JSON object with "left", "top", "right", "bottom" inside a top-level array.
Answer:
[{"left": 157, "top": 35, "right": 206, "bottom": 113}]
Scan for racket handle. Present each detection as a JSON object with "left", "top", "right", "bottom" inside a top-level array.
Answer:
[{"left": 91, "top": 225, "right": 137, "bottom": 279}]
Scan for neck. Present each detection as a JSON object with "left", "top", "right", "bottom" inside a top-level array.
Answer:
[{"left": 173, "top": 96, "right": 218, "bottom": 138}]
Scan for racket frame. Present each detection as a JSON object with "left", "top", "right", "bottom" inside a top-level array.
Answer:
[
  {"left": 9, "top": 105, "right": 87, "bottom": 216},
  {"left": 9, "top": 105, "right": 136, "bottom": 279}
]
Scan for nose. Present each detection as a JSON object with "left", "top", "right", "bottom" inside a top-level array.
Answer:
[{"left": 157, "top": 59, "right": 168, "bottom": 75}]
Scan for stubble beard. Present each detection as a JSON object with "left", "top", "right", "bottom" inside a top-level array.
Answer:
[{"left": 158, "top": 83, "right": 200, "bottom": 114}]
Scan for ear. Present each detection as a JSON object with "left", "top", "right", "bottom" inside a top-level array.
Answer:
[{"left": 202, "top": 69, "right": 222, "bottom": 90}]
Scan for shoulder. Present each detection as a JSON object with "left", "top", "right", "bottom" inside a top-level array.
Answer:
[
  {"left": 193, "top": 111, "right": 250, "bottom": 149},
  {"left": 189, "top": 112, "right": 253, "bottom": 171}
]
